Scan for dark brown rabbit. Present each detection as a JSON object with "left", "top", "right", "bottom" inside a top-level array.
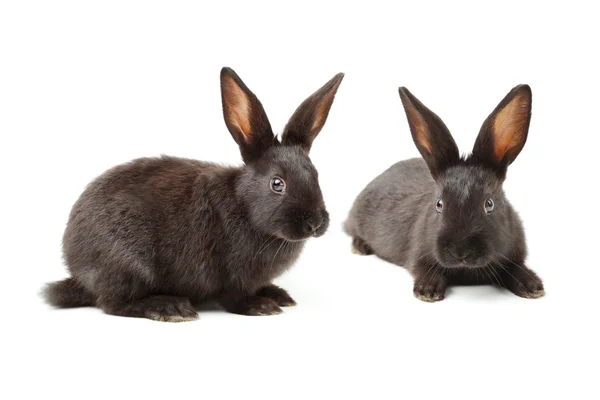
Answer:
[
  {"left": 345, "top": 85, "right": 544, "bottom": 302},
  {"left": 43, "top": 67, "right": 344, "bottom": 321}
]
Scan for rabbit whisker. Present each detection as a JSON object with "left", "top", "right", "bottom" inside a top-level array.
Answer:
[
  {"left": 491, "top": 259, "right": 525, "bottom": 289},
  {"left": 493, "top": 252, "right": 536, "bottom": 281},
  {"left": 481, "top": 266, "right": 494, "bottom": 285},
  {"left": 252, "top": 235, "right": 280, "bottom": 262},
  {"left": 270, "top": 240, "right": 287, "bottom": 271},
  {"left": 488, "top": 265, "right": 504, "bottom": 287}
]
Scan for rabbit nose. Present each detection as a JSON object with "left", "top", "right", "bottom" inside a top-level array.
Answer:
[
  {"left": 451, "top": 245, "right": 473, "bottom": 262},
  {"left": 304, "top": 217, "right": 323, "bottom": 234}
]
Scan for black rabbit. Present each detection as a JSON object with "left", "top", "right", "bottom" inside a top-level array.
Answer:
[
  {"left": 345, "top": 85, "right": 544, "bottom": 302},
  {"left": 44, "top": 67, "right": 344, "bottom": 321}
]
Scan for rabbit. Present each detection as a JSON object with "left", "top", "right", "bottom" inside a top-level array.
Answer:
[
  {"left": 43, "top": 67, "right": 344, "bottom": 321},
  {"left": 345, "top": 84, "right": 544, "bottom": 302}
]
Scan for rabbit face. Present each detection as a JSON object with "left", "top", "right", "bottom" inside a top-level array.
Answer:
[
  {"left": 433, "top": 165, "right": 508, "bottom": 268},
  {"left": 398, "top": 84, "right": 532, "bottom": 269},
  {"left": 220, "top": 67, "right": 342, "bottom": 241},
  {"left": 240, "top": 145, "right": 329, "bottom": 241}
]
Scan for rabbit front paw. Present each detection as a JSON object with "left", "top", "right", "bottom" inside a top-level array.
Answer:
[
  {"left": 220, "top": 295, "right": 283, "bottom": 316},
  {"left": 256, "top": 284, "right": 296, "bottom": 307},
  {"left": 413, "top": 275, "right": 447, "bottom": 302},
  {"left": 504, "top": 265, "right": 545, "bottom": 299},
  {"left": 242, "top": 297, "right": 283, "bottom": 316}
]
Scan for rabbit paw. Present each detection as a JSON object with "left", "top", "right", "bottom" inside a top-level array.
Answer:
[
  {"left": 244, "top": 297, "right": 283, "bottom": 316},
  {"left": 351, "top": 237, "right": 374, "bottom": 255},
  {"left": 223, "top": 296, "right": 283, "bottom": 316},
  {"left": 256, "top": 285, "right": 296, "bottom": 307},
  {"left": 413, "top": 276, "right": 447, "bottom": 302},
  {"left": 505, "top": 266, "right": 545, "bottom": 299},
  {"left": 143, "top": 296, "right": 199, "bottom": 322}
]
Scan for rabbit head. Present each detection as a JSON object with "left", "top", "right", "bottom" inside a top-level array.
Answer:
[
  {"left": 221, "top": 67, "right": 344, "bottom": 241},
  {"left": 399, "top": 85, "right": 532, "bottom": 268}
]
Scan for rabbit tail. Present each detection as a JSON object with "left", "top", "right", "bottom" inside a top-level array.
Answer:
[{"left": 43, "top": 278, "right": 95, "bottom": 308}]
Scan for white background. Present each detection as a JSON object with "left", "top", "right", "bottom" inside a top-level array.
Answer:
[{"left": 1, "top": 1, "right": 599, "bottom": 399}]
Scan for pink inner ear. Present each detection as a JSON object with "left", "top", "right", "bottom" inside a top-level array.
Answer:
[
  {"left": 406, "top": 106, "right": 432, "bottom": 154},
  {"left": 492, "top": 93, "right": 529, "bottom": 161},
  {"left": 310, "top": 92, "right": 334, "bottom": 134},
  {"left": 223, "top": 77, "right": 252, "bottom": 142}
]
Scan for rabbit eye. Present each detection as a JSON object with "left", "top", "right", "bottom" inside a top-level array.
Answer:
[
  {"left": 270, "top": 177, "right": 286, "bottom": 194},
  {"left": 435, "top": 198, "right": 443, "bottom": 213},
  {"left": 484, "top": 198, "right": 494, "bottom": 213}
]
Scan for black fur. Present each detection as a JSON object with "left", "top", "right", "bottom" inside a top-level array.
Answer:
[
  {"left": 346, "top": 85, "right": 544, "bottom": 302},
  {"left": 43, "top": 67, "right": 344, "bottom": 321}
]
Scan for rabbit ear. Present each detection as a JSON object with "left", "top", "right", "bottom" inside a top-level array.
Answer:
[
  {"left": 471, "top": 85, "right": 532, "bottom": 178},
  {"left": 281, "top": 73, "right": 344, "bottom": 152},
  {"left": 220, "top": 67, "right": 275, "bottom": 163},
  {"left": 398, "top": 87, "right": 459, "bottom": 178}
]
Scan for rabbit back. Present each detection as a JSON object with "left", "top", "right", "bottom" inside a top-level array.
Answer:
[
  {"left": 346, "top": 157, "right": 434, "bottom": 265},
  {"left": 63, "top": 156, "right": 219, "bottom": 298},
  {"left": 62, "top": 156, "right": 304, "bottom": 304}
]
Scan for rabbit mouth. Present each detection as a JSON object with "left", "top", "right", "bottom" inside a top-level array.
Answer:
[
  {"left": 443, "top": 256, "right": 490, "bottom": 269},
  {"left": 437, "top": 247, "right": 491, "bottom": 268},
  {"left": 278, "top": 230, "right": 323, "bottom": 242},
  {"left": 275, "top": 230, "right": 313, "bottom": 242},
  {"left": 277, "top": 228, "right": 326, "bottom": 242},
  {"left": 437, "top": 235, "right": 491, "bottom": 268},
  {"left": 283, "top": 236, "right": 311, "bottom": 243}
]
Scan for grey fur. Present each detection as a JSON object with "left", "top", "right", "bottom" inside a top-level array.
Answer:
[
  {"left": 43, "top": 68, "right": 344, "bottom": 320},
  {"left": 346, "top": 85, "right": 544, "bottom": 301}
]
